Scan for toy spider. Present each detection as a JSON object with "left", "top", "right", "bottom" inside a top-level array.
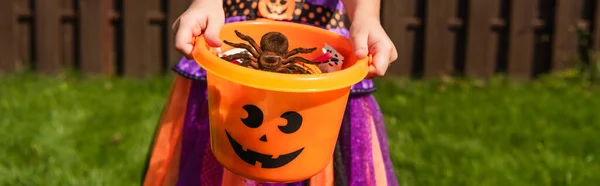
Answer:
[{"left": 221, "top": 30, "right": 321, "bottom": 74}]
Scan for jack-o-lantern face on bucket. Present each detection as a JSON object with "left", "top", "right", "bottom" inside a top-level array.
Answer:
[
  {"left": 197, "top": 21, "right": 369, "bottom": 182},
  {"left": 258, "top": 0, "right": 296, "bottom": 20},
  {"left": 206, "top": 66, "right": 352, "bottom": 182},
  {"left": 225, "top": 104, "right": 305, "bottom": 168}
]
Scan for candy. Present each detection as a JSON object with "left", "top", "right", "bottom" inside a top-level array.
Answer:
[
  {"left": 312, "top": 52, "right": 333, "bottom": 63},
  {"left": 215, "top": 48, "right": 223, "bottom": 57},
  {"left": 318, "top": 44, "right": 344, "bottom": 73},
  {"left": 221, "top": 48, "right": 252, "bottom": 64},
  {"left": 218, "top": 44, "right": 344, "bottom": 74}
]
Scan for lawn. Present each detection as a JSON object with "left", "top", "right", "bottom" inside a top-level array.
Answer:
[{"left": 1, "top": 71, "right": 599, "bottom": 186}]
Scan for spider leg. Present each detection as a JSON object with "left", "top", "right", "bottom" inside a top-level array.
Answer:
[
  {"left": 237, "top": 59, "right": 260, "bottom": 70},
  {"left": 281, "top": 64, "right": 312, "bottom": 74},
  {"left": 223, "top": 40, "right": 260, "bottom": 57},
  {"left": 283, "top": 47, "right": 317, "bottom": 58},
  {"left": 282, "top": 56, "right": 322, "bottom": 65},
  {"left": 277, "top": 67, "right": 293, "bottom": 74},
  {"left": 291, "top": 65, "right": 312, "bottom": 74},
  {"left": 221, "top": 53, "right": 257, "bottom": 62},
  {"left": 238, "top": 59, "right": 251, "bottom": 67},
  {"left": 234, "top": 30, "right": 263, "bottom": 53},
  {"left": 248, "top": 61, "right": 260, "bottom": 69}
]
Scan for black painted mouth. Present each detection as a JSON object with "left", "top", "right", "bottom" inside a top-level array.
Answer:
[
  {"left": 226, "top": 130, "right": 304, "bottom": 168},
  {"left": 266, "top": 5, "right": 288, "bottom": 15}
]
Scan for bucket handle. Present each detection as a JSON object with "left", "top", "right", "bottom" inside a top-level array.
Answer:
[
  {"left": 366, "top": 54, "right": 374, "bottom": 68},
  {"left": 192, "top": 36, "right": 221, "bottom": 56}
]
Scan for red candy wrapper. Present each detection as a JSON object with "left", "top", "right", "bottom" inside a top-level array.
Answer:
[{"left": 312, "top": 52, "right": 333, "bottom": 63}]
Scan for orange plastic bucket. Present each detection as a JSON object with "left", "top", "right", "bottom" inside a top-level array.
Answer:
[{"left": 191, "top": 20, "right": 369, "bottom": 183}]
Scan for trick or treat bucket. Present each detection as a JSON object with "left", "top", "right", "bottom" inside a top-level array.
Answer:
[{"left": 191, "top": 20, "right": 370, "bottom": 183}]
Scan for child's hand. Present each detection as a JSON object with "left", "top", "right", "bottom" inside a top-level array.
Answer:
[
  {"left": 349, "top": 16, "right": 398, "bottom": 78},
  {"left": 173, "top": 1, "right": 225, "bottom": 59}
]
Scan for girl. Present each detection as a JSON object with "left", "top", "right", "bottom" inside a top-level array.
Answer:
[{"left": 142, "top": 0, "right": 399, "bottom": 185}]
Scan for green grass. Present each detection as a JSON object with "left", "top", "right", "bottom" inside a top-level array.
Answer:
[
  {"left": 0, "top": 73, "right": 172, "bottom": 185},
  {"left": 1, "top": 71, "right": 600, "bottom": 186}
]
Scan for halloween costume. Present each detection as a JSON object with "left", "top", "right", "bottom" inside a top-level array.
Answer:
[{"left": 142, "top": 0, "right": 399, "bottom": 185}]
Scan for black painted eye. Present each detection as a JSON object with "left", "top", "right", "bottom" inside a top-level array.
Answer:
[
  {"left": 278, "top": 111, "right": 302, "bottom": 134},
  {"left": 280, "top": 0, "right": 287, "bottom": 5},
  {"left": 241, "top": 104, "right": 263, "bottom": 128},
  {"left": 270, "top": 0, "right": 276, "bottom": 3}
]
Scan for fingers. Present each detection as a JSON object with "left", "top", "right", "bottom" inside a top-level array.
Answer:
[
  {"left": 175, "top": 16, "right": 202, "bottom": 59},
  {"left": 171, "top": 17, "right": 181, "bottom": 34},
  {"left": 204, "top": 15, "right": 224, "bottom": 47},
  {"left": 370, "top": 48, "right": 390, "bottom": 77},
  {"left": 175, "top": 30, "right": 194, "bottom": 59},
  {"left": 368, "top": 38, "right": 395, "bottom": 78},
  {"left": 174, "top": 12, "right": 223, "bottom": 59},
  {"left": 389, "top": 43, "right": 398, "bottom": 63},
  {"left": 366, "top": 66, "right": 379, "bottom": 79},
  {"left": 350, "top": 27, "right": 369, "bottom": 58},
  {"left": 351, "top": 24, "right": 397, "bottom": 78}
]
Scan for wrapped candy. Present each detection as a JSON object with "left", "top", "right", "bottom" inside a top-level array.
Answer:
[
  {"left": 317, "top": 44, "right": 344, "bottom": 73},
  {"left": 220, "top": 48, "right": 252, "bottom": 64},
  {"left": 312, "top": 52, "right": 333, "bottom": 63}
]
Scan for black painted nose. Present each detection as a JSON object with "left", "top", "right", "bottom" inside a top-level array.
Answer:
[{"left": 259, "top": 135, "right": 267, "bottom": 142}]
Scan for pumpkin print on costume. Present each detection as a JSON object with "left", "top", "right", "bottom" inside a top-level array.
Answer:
[
  {"left": 258, "top": 0, "right": 298, "bottom": 20},
  {"left": 223, "top": 0, "right": 346, "bottom": 30}
]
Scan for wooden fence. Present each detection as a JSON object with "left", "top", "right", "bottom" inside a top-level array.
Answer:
[{"left": 0, "top": 0, "right": 598, "bottom": 79}]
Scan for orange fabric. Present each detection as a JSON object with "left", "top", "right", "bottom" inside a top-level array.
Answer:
[
  {"left": 353, "top": 98, "right": 388, "bottom": 186},
  {"left": 370, "top": 114, "right": 388, "bottom": 185},
  {"left": 161, "top": 137, "right": 183, "bottom": 186},
  {"left": 143, "top": 75, "right": 192, "bottom": 186},
  {"left": 309, "top": 158, "right": 334, "bottom": 186}
]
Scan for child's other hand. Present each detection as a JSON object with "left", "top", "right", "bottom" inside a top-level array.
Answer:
[
  {"left": 349, "top": 17, "right": 398, "bottom": 78},
  {"left": 173, "top": 1, "right": 225, "bottom": 59}
]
